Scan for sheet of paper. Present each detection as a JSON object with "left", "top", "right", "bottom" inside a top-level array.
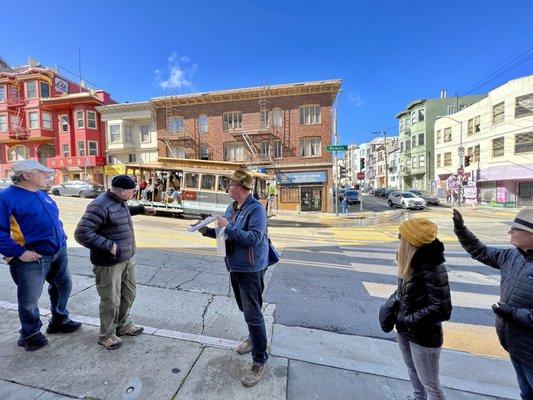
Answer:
[
  {"left": 216, "top": 227, "right": 227, "bottom": 257},
  {"left": 186, "top": 215, "right": 219, "bottom": 233}
]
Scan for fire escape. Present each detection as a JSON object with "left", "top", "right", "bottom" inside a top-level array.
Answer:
[{"left": 5, "top": 71, "right": 29, "bottom": 140}]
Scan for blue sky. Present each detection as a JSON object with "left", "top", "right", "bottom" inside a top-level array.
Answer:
[{"left": 2, "top": 0, "right": 533, "bottom": 144}]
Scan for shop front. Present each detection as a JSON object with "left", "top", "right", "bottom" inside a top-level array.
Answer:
[
  {"left": 276, "top": 170, "right": 330, "bottom": 212},
  {"left": 47, "top": 156, "right": 106, "bottom": 184}
]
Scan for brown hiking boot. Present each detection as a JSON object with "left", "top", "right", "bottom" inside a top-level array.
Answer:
[
  {"left": 116, "top": 325, "right": 144, "bottom": 336},
  {"left": 236, "top": 339, "right": 252, "bottom": 355},
  {"left": 241, "top": 364, "right": 268, "bottom": 387},
  {"left": 98, "top": 334, "right": 122, "bottom": 350}
]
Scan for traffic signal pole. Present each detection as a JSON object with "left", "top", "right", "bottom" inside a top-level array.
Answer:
[{"left": 334, "top": 150, "right": 339, "bottom": 216}]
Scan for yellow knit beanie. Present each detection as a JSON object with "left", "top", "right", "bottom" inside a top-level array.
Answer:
[{"left": 398, "top": 218, "right": 438, "bottom": 248}]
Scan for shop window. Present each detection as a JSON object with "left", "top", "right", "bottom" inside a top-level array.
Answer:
[
  {"left": 280, "top": 187, "right": 299, "bottom": 203},
  {"left": 8, "top": 145, "right": 29, "bottom": 161}
]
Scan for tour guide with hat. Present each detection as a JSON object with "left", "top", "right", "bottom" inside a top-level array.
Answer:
[
  {"left": 393, "top": 218, "right": 452, "bottom": 399},
  {"left": 0, "top": 160, "right": 81, "bottom": 352},
  {"left": 198, "top": 169, "right": 270, "bottom": 387},
  {"left": 75, "top": 175, "right": 155, "bottom": 350},
  {"left": 453, "top": 208, "right": 533, "bottom": 399}
]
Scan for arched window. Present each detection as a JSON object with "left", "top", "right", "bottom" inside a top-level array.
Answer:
[{"left": 8, "top": 145, "right": 29, "bottom": 162}]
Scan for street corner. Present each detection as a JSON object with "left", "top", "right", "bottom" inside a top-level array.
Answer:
[{"left": 174, "top": 347, "right": 287, "bottom": 400}]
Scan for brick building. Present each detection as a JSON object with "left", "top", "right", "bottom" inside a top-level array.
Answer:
[
  {"left": 0, "top": 57, "right": 113, "bottom": 184},
  {"left": 151, "top": 80, "right": 341, "bottom": 212}
]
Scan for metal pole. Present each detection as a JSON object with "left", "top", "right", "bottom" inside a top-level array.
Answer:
[
  {"left": 359, "top": 179, "right": 363, "bottom": 212},
  {"left": 458, "top": 121, "right": 464, "bottom": 206},
  {"left": 383, "top": 131, "right": 389, "bottom": 188},
  {"left": 334, "top": 150, "right": 339, "bottom": 215}
]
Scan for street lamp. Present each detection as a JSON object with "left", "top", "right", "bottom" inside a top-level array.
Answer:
[
  {"left": 435, "top": 115, "right": 464, "bottom": 205},
  {"left": 333, "top": 89, "right": 342, "bottom": 215}
]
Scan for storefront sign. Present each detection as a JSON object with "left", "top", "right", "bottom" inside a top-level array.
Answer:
[
  {"left": 54, "top": 77, "right": 69, "bottom": 94},
  {"left": 104, "top": 165, "right": 126, "bottom": 175},
  {"left": 47, "top": 156, "right": 106, "bottom": 168},
  {"left": 463, "top": 185, "right": 478, "bottom": 205},
  {"left": 276, "top": 171, "right": 327, "bottom": 184},
  {"left": 497, "top": 187, "right": 508, "bottom": 203}
]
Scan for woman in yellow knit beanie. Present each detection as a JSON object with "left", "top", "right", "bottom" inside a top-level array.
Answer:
[{"left": 394, "top": 218, "right": 452, "bottom": 400}]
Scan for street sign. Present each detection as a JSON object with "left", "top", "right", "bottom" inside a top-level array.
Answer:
[
  {"left": 458, "top": 146, "right": 465, "bottom": 157},
  {"left": 457, "top": 166, "right": 464, "bottom": 174},
  {"left": 325, "top": 145, "right": 348, "bottom": 152},
  {"left": 357, "top": 172, "right": 365, "bottom": 180}
]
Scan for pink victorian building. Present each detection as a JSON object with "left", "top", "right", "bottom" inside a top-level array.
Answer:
[{"left": 0, "top": 57, "right": 113, "bottom": 184}]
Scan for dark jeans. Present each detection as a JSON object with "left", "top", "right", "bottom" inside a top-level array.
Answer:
[
  {"left": 9, "top": 246, "right": 72, "bottom": 339},
  {"left": 511, "top": 357, "right": 533, "bottom": 400},
  {"left": 230, "top": 269, "right": 268, "bottom": 365}
]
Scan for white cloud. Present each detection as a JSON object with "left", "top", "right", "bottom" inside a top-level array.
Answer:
[
  {"left": 348, "top": 92, "right": 365, "bottom": 107},
  {"left": 155, "top": 52, "right": 197, "bottom": 91}
]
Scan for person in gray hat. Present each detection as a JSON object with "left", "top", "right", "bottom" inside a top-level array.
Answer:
[
  {"left": 0, "top": 160, "right": 81, "bottom": 351},
  {"left": 75, "top": 175, "right": 155, "bottom": 350},
  {"left": 453, "top": 208, "right": 533, "bottom": 399}
]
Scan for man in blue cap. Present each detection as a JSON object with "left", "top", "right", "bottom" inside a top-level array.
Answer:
[
  {"left": 75, "top": 175, "right": 155, "bottom": 350},
  {"left": 0, "top": 160, "right": 81, "bottom": 351}
]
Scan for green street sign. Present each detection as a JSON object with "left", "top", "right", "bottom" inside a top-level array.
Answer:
[{"left": 325, "top": 145, "right": 348, "bottom": 152}]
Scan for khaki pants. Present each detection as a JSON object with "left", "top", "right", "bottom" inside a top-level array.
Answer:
[{"left": 93, "top": 259, "right": 137, "bottom": 339}]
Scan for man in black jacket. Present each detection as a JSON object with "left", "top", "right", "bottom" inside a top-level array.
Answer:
[
  {"left": 453, "top": 208, "right": 533, "bottom": 399},
  {"left": 74, "top": 175, "right": 155, "bottom": 350}
]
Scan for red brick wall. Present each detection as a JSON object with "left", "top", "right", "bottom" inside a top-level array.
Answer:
[{"left": 155, "top": 92, "right": 334, "bottom": 166}]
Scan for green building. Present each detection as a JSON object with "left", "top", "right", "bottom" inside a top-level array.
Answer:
[{"left": 395, "top": 93, "right": 485, "bottom": 191}]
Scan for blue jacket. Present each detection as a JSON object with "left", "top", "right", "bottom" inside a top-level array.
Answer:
[
  {"left": 203, "top": 195, "right": 268, "bottom": 273},
  {"left": 0, "top": 185, "right": 67, "bottom": 258}
]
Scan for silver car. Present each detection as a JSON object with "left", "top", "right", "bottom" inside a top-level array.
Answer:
[
  {"left": 50, "top": 180, "right": 104, "bottom": 198},
  {"left": 388, "top": 191, "right": 426, "bottom": 210}
]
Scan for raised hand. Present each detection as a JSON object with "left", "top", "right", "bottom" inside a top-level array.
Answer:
[{"left": 452, "top": 209, "right": 465, "bottom": 230}]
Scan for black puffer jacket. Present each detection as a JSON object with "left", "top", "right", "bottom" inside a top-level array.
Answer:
[
  {"left": 74, "top": 191, "right": 145, "bottom": 266},
  {"left": 455, "top": 226, "right": 533, "bottom": 368},
  {"left": 396, "top": 239, "right": 452, "bottom": 348}
]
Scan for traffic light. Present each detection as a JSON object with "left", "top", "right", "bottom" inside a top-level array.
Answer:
[
  {"left": 476, "top": 169, "right": 481, "bottom": 180},
  {"left": 464, "top": 156, "right": 471, "bottom": 167},
  {"left": 360, "top": 157, "right": 365, "bottom": 170},
  {"left": 339, "top": 166, "right": 347, "bottom": 179}
]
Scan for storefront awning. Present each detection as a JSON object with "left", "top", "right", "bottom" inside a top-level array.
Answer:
[{"left": 478, "top": 163, "right": 533, "bottom": 182}]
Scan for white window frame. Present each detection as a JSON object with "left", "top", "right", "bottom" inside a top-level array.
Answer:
[
  {"left": 224, "top": 143, "right": 244, "bottom": 161},
  {"left": 26, "top": 81, "right": 37, "bottom": 99},
  {"left": 223, "top": 112, "right": 242, "bottom": 131},
  {"left": 299, "top": 105, "right": 321, "bottom": 125},
  {"left": 0, "top": 85, "right": 5, "bottom": 102},
  {"left": 273, "top": 139, "right": 282, "bottom": 158},
  {"left": 299, "top": 137, "right": 322, "bottom": 157},
  {"left": 60, "top": 115, "right": 69, "bottom": 133},
  {"left": 128, "top": 153, "right": 136, "bottom": 163},
  {"left": 0, "top": 114, "right": 7, "bottom": 132},
  {"left": 492, "top": 102, "right": 505, "bottom": 125},
  {"left": 8, "top": 145, "right": 29, "bottom": 162},
  {"left": 77, "top": 141, "right": 86, "bottom": 156},
  {"left": 419, "top": 154, "right": 425, "bottom": 167},
  {"left": 124, "top": 125, "right": 133, "bottom": 143},
  {"left": 76, "top": 110, "right": 85, "bottom": 129},
  {"left": 109, "top": 124, "right": 121, "bottom": 143},
  {"left": 41, "top": 111, "right": 52, "bottom": 130},
  {"left": 443, "top": 127, "right": 452, "bottom": 143},
  {"left": 88, "top": 141, "right": 98, "bottom": 156},
  {"left": 167, "top": 116, "right": 184, "bottom": 134},
  {"left": 273, "top": 108, "right": 282, "bottom": 127},
  {"left": 198, "top": 114, "right": 208, "bottom": 134},
  {"left": 444, "top": 152, "right": 452, "bottom": 167},
  {"left": 28, "top": 111, "right": 39, "bottom": 129},
  {"left": 62, "top": 144, "right": 70, "bottom": 157},
  {"left": 140, "top": 124, "right": 150, "bottom": 142},
  {"left": 260, "top": 140, "right": 270, "bottom": 157},
  {"left": 86, "top": 111, "right": 97, "bottom": 129}
]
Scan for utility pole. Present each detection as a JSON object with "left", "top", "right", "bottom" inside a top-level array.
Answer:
[{"left": 333, "top": 90, "right": 342, "bottom": 215}]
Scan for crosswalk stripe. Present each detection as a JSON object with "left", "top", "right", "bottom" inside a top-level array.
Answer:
[
  {"left": 350, "top": 263, "right": 499, "bottom": 286},
  {"left": 442, "top": 321, "right": 507, "bottom": 358},
  {"left": 363, "top": 281, "right": 499, "bottom": 309}
]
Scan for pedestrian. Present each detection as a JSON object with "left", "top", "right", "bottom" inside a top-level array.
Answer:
[
  {"left": 266, "top": 182, "right": 277, "bottom": 217},
  {"left": 395, "top": 218, "right": 452, "bottom": 400},
  {"left": 74, "top": 175, "right": 155, "bottom": 350},
  {"left": 453, "top": 208, "right": 533, "bottom": 399},
  {"left": 341, "top": 194, "right": 348, "bottom": 215},
  {"left": 0, "top": 160, "right": 81, "bottom": 351},
  {"left": 197, "top": 169, "right": 269, "bottom": 387}
]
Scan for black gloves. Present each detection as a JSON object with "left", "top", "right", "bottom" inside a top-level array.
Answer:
[
  {"left": 452, "top": 209, "right": 465, "bottom": 231},
  {"left": 492, "top": 302, "right": 514, "bottom": 321}
]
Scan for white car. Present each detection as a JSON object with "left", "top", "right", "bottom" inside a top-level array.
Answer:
[{"left": 388, "top": 191, "right": 426, "bottom": 210}]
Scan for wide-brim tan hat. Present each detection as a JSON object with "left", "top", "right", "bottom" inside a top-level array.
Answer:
[
  {"left": 228, "top": 169, "right": 255, "bottom": 190},
  {"left": 510, "top": 208, "right": 533, "bottom": 233}
]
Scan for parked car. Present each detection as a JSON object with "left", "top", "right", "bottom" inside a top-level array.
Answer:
[
  {"left": 50, "top": 180, "right": 104, "bottom": 198},
  {"left": 374, "top": 188, "right": 384, "bottom": 196},
  {"left": 409, "top": 189, "right": 440, "bottom": 206},
  {"left": 388, "top": 191, "right": 426, "bottom": 210},
  {"left": 0, "top": 178, "right": 12, "bottom": 189},
  {"left": 344, "top": 189, "right": 360, "bottom": 205},
  {"left": 381, "top": 189, "right": 393, "bottom": 197}
]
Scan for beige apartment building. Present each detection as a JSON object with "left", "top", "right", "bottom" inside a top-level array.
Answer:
[{"left": 434, "top": 75, "right": 533, "bottom": 206}]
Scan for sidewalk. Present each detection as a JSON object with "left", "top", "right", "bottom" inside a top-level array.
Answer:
[{"left": 0, "top": 304, "right": 518, "bottom": 400}]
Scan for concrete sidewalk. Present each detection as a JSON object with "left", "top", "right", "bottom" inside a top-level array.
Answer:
[{"left": 0, "top": 304, "right": 518, "bottom": 400}]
